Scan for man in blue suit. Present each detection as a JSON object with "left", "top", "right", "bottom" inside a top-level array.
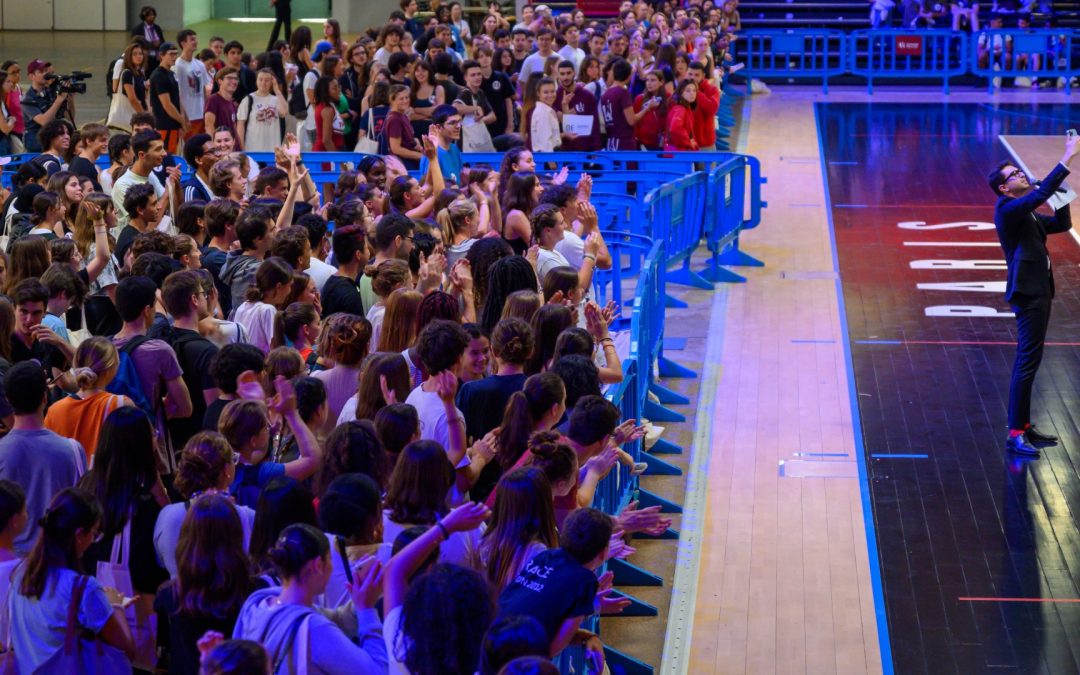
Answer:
[{"left": 988, "top": 133, "right": 1080, "bottom": 456}]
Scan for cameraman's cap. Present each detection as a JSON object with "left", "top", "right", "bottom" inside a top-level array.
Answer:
[
  {"left": 26, "top": 60, "right": 51, "bottom": 74},
  {"left": 160, "top": 42, "right": 178, "bottom": 53}
]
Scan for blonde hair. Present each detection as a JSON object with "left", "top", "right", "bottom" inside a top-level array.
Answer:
[
  {"left": 72, "top": 193, "right": 114, "bottom": 260},
  {"left": 435, "top": 199, "right": 478, "bottom": 238},
  {"left": 73, "top": 336, "right": 120, "bottom": 390},
  {"left": 364, "top": 258, "right": 411, "bottom": 299},
  {"left": 500, "top": 290, "right": 542, "bottom": 324}
]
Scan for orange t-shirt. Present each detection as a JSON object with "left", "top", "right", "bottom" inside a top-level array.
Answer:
[{"left": 44, "top": 392, "right": 128, "bottom": 462}]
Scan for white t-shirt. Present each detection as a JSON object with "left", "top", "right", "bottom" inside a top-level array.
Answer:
[
  {"left": 366, "top": 303, "right": 386, "bottom": 355},
  {"left": 558, "top": 45, "right": 586, "bottom": 70},
  {"left": 403, "top": 384, "right": 472, "bottom": 504},
  {"left": 554, "top": 229, "right": 585, "bottom": 269},
  {"left": 238, "top": 92, "right": 285, "bottom": 152},
  {"left": 232, "top": 301, "right": 277, "bottom": 353},
  {"left": 536, "top": 246, "right": 571, "bottom": 283},
  {"left": 305, "top": 256, "right": 336, "bottom": 292},
  {"left": 173, "top": 56, "right": 211, "bottom": 121},
  {"left": 111, "top": 169, "right": 165, "bottom": 230},
  {"left": 530, "top": 101, "right": 560, "bottom": 152},
  {"left": 302, "top": 70, "right": 319, "bottom": 131},
  {"left": 520, "top": 51, "right": 555, "bottom": 84}
]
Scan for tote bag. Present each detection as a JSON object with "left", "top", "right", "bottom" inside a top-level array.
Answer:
[
  {"left": 461, "top": 116, "right": 495, "bottom": 152},
  {"left": 105, "top": 70, "right": 137, "bottom": 132},
  {"left": 96, "top": 518, "right": 157, "bottom": 670},
  {"left": 32, "top": 576, "right": 132, "bottom": 675},
  {"left": 354, "top": 109, "right": 379, "bottom": 155}
]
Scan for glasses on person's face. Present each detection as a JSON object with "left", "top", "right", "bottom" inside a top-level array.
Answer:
[
  {"left": 1004, "top": 168, "right": 1025, "bottom": 182},
  {"left": 445, "top": 119, "right": 462, "bottom": 127},
  {"left": 231, "top": 452, "right": 241, "bottom": 465}
]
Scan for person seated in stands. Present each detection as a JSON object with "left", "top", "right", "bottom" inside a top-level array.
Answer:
[
  {"left": 950, "top": 0, "right": 980, "bottom": 31},
  {"left": 901, "top": 0, "right": 939, "bottom": 27},
  {"left": 181, "top": 133, "right": 217, "bottom": 203},
  {"left": 1012, "top": 14, "right": 1041, "bottom": 84},
  {"left": 420, "top": 105, "right": 464, "bottom": 184},
  {"left": 977, "top": 14, "right": 1013, "bottom": 73}
]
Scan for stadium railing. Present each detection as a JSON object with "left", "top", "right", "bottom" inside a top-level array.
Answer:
[
  {"left": 734, "top": 28, "right": 849, "bottom": 93},
  {"left": 968, "top": 28, "right": 1080, "bottom": 94},
  {"left": 848, "top": 29, "right": 969, "bottom": 94}
]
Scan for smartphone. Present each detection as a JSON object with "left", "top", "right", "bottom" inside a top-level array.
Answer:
[{"left": 337, "top": 536, "right": 353, "bottom": 584}]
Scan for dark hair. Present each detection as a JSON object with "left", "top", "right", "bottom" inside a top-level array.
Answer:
[
  {"left": 123, "top": 182, "right": 156, "bottom": 219},
  {"left": 12, "top": 277, "right": 49, "bottom": 307},
  {"left": 202, "top": 640, "right": 271, "bottom": 675},
  {"left": 266, "top": 522, "right": 328, "bottom": 579},
  {"left": 176, "top": 200, "right": 207, "bottom": 239},
  {"left": 529, "top": 203, "right": 561, "bottom": 243},
  {"left": 297, "top": 213, "right": 329, "bottom": 250},
  {"left": 182, "top": 133, "right": 213, "bottom": 166},
  {"left": 611, "top": 57, "right": 632, "bottom": 82},
  {"left": 271, "top": 301, "right": 318, "bottom": 349},
  {"left": 317, "top": 420, "right": 389, "bottom": 496},
  {"left": 375, "top": 212, "right": 415, "bottom": 251},
  {"left": 550, "top": 355, "right": 600, "bottom": 409},
  {"left": 159, "top": 269, "right": 200, "bottom": 317},
  {"left": 271, "top": 226, "right": 309, "bottom": 271},
  {"left": 497, "top": 372, "right": 565, "bottom": 470},
  {"left": 987, "top": 160, "right": 1014, "bottom": 197},
  {"left": 567, "top": 394, "right": 620, "bottom": 446},
  {"left": 174, "top": 431, "right": 233, "bottom": 497},
  {"left": 552, "top": 326, "right": 593, "bottom": 362},
  {"left": 498, "top": 656, "right": 559, "bottom": 674},
  {"left": 501, "top": 172, "right": 540, "bottom": 219},
  {"left": 480, "top": 256, "right": 538, "bottom": 334},
  {"left": 205, "top": 199, "right": 241, "bottom": 238},
  {"left": 131, "top": 129, "right": 161, "bottom": 157},
  {"left": 0, "top": 480, "right": 26, "bottom": 535},
  {"left": 332, "top": 223, "right": 367, "bottom": 266},
  {"left": 526, "top": 430, "right": 577, "bottom": 487},
  {"left": 417, "top": 290, "right": 461, "bottom": 331},
  {"left": 38, "top": 119, "right": 71, "bottom": 152},
  {"left": 539, "top": 266, "right": 577, "bottom": 303},
  {"left": 291, "top": 374, "right": 327, "bottom": 423},
  {"left": 416, "top": 319, "right": 470, "bottom": 375},
  {"left": 249, "top": 477, "right": 319, "bottom": 572},
  {"left": 77, "top": 407, "right": 157, "bottom": 540},
  {"left": 208, "top": 343, "right": 265, "bottom": 394},
  {"left": 536, "top": 183, "right": 575, "bottom": 210},
  {"left": 481, "top": 466, "right": 558, "bottom": 590},
  {"left": 19, "top": 487, "right": 102, "bottom": 598},
  {"left": 560, "top": 507, "right": 613, "bottom": 565},
  {"left": 39, "top": 263, "right": 87, "bottom": 306},
  {"left": 317, "top": 473, "right": 382, "bottom": 543},
  {"left": 467, "top": 237, "right": 513, "bottom": 310},
  {"left": 479, "top": 615, "right": 550, "bottom": 675},
  {"left": 374, "top": 403, "right": 420, "bottom": 456},
  {"left": 253, "top": 166, "right": 289, "bottom": 197},
  {"left": 244, "top": 256, "right": 293, "bottom": 304},
  {"left": 5, "top": 361, "right": 48, "bottom": 415},
  {"left": 398, "top": 564, "right": 495, "bottom": 675},
  {"left": 236, "top": 206, "right": 272, "bottom": 251},
  {"left": 385, "top": 440, "right": 455, "bottom": 524},
  {"left": 174, "top": 493, "right": 253, "bottom": 619},
  {"left": 491, "top": 318, "right": 534, "bottom": 365},
  {"left": 526, "top": 303, "right": 573, "bottom": 374},
  {"left": 431, "top": 104, "right": 459, "bottom": 127},
  {"left": 114, "top": 275, "right": 158, "bottom": 322}
]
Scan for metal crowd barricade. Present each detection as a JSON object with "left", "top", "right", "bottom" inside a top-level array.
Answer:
[
  {"left": 642, "top": 172, "right": 712, "bottom": 304},
  {"left": 849, "top": 29, "right": 969, "bottom": 94},
  {"left": 968, "top": 28, "right": 1080, "bottom": 94},
  {"left": 736, "top": 29, "right": 848, "bottom": 93},
  {"left": 700, "top": 155, "right": 766, "bottom": 283}
]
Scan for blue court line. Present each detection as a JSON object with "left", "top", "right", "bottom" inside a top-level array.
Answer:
[
  {"left": 856, "top": 340, "right": 904, "bottom": 345},
  {"left": 792, "top": 339, "right": 837, "bottom": 344},
  {"left": 834, "top": 204, "right": 870, "bottom": 208},
  {"left": 829, "top": 161, "right": 860, "bottom": 165},
  {"left": 871, "top": 454, "right": 930, "bottom": 459},
  {"left": 815, "top": 105, "right": 895, "bottom": 675},
  {"left": 977, "top": 103, "right": 1077, "bottom": 125},
  {"left": 795, "top": 452, "right": 851, "bottom": 458}
]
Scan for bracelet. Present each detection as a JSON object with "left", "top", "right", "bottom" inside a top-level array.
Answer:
[
  {"left": 584, "top": 253, "right": 597, "bottom": 262},
  {"left": 436, "top": 520, "right": 450, "bottom": 540}
]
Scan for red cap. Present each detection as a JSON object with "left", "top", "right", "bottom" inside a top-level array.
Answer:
[{"left": 26, "top": 59, "right": 51, "bottom": 74}]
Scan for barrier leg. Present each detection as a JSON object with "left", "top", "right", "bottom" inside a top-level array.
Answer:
[
  {"left": 644, "top": 399, "right": 686, "bottom": 423},
  {"left": 609, "top": 558, "right": 663, "bottom": 587},
  {"left": 647, "top": 438, "right": 684, "bottom": 455},
  {"left": 700, "top": 264, "right": 748, "bottom": 283},
  {"left": 650, "top": 381, "right": 689, "bottom": 405},
  {"left": 640, "top": 451, "right": 683, "bottom": 476},
  {"left": 664, "top": 294, "right": 689, "bottom": 309},
  {"left": 665, "top": 263, "right": 714, "bottom": 290},
  {"left": 658, "top": 355, "right": 697, "bottom": 378},
  {"left": 637, "top": 488, "right": 684, "bottom": 513},
  {"left": 603, "top": 646, "right": 655, "bottom": 675},
  {"left": 715, "top": 245, "right": 764, "bottom": 268}
]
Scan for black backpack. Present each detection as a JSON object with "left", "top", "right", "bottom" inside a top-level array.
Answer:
[
  {"left": 5, "top": 213, "right": 34, "bottom": 254},
  {"left": 288, "top": 78, "right": 308, "bottom": 120}
]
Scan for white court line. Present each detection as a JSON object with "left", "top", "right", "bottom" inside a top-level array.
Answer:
[{"left": 998, "top": 134, "right": 1080, "bottom": 249}]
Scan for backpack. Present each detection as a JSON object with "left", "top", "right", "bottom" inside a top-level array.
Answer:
[
  {"left": 105, "top": 335, "right": 155, "bottom": 419},
  {"left": 241, "top": 93, "right": 287, "bottom": 141},
  {"left": 5, "top": 213, "right": 35, "bottom": 254},
  {"left": 106, "top": 57, "right": 120, "bottom": 98},
  {"left": 288, "top": 77, "right": 308, "bottom": 121}
]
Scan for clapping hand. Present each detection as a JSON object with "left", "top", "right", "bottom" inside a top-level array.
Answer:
[
  {"left": 594, "top": 571, "right": 631, "bottom": 615},
  {"left": 347, "top": 556, "right": 383, "bottom": 610}
]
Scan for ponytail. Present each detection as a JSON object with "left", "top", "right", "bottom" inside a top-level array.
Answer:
[
  {"left": 266, "top": 523, "right": 329, "bottom": 579},
  {"left": 243, "top": 257, "right": 294, "bottom": 305},
  {"left": 496, "top": 372, "right": 566, "bottom": 470},
  {"left": 19, "top": 488, "right": 102, "bottom": 598},
  {"left": 436, "top": 199, "right": 479, "bottom": 239},
  {"left": 269, "top": 302, "right": 319, "bottom": 349}
]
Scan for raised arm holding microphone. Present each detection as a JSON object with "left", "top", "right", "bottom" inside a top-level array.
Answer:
[{"left": 988, "top": 132, "right": 1080, "bottom": 457}]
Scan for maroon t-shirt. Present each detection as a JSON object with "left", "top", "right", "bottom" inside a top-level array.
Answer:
[
  {"left": 385, "top": 110, "right": 416, "bottom": 150},
  {"left": 600, "top": 84, "right": 635, "bottom": 148},
  {"left": 554, "top": 86, "right": 601, "bottom": 152},
  {"left": 204, "top": 94, "right": 238, "bottom": 138}
]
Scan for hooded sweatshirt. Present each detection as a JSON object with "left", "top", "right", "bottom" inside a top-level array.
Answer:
[
  {"left": 232, "top": 587, "right": 388, "bottom": 675},
  {"left": 220, "top": 250, "right": 262, "bottom": 315}
]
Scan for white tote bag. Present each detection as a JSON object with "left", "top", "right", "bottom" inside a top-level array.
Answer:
[
  {"left": 96, "top": 517, "right": 157, "bottom": 670},
  {"left": 105, "top": 70, "right": 137, "bottom": 132},
  {"left": 354, "top": 109, "right": 380, "bottom": 155}
]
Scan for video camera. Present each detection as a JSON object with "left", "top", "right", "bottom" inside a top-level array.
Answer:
[{"left": 43, "top": 71, "right": 92, "bottom": 95}]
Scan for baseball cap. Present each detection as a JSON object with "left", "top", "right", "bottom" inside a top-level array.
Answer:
[
  {"left": 26, "top": 59, "right": 51, "bottom": 74},
  {"left": 159, "top": 41, "right": 178, "bottom": 53}
]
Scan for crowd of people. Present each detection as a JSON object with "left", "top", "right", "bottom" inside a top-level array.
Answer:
[{"left": 0, "top": 1, "right": 733, "bottom": 673}]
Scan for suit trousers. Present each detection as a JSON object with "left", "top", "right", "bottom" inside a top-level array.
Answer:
[
  {"left": 268, "top": 3, "right": 292, "bottom": 51},
  {"left": 1008, "top": 293, "right": 1052, "bottom": 430}
]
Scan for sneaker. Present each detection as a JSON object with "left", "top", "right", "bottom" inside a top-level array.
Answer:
[
  {"left": 1014, "top": 76, "right": 1032, "bottom": 88},
  {"left": 631, "top": 462, "right": 648, "bottom": 476}
]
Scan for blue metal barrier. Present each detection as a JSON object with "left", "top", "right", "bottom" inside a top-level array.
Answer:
[
  {"left": 701, "top": 155, "right": 766, "bottom": 283},
  {"left": 643, "top": 172, "right": 712, "bottom": 303},
  {"left": 849, "top": 29, "right": 969, "bottom": 94},
  {"left": 969, "top": 28, "right": 1080, "bottom": 94},
  {"left": 737, "top": 29, "right": 848, "bottom": 93}
]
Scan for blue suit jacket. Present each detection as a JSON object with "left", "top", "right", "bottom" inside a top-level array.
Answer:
[{"left": 994, "top": 162, "right": 1073, "bottom": 302}]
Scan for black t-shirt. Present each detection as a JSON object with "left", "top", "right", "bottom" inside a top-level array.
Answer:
[
  {"left": 437, "top": 78, "right": 461, "bottom": 107},
  {"left": 320, "top": 274, "right": 365, "bottom": 318},
  {"left": 456, "top": 372, "right": 527, "bottom": 503},
  {"left": 168, "top": 328, "right": 219, "bottom": 451},
  {"left": 497, "top": 548, "right": 599, "bottom": 642},
  {"left": 82, "top": 491, "right": 168, "bottom": 595},
  {"left": 120, "top": 70, "right": 147, "bottom": 107},
  {"left": 481, "top": 72, "right": 514, "bottom": 136},
  {"left": 114, "top": 224, "right": 140, "bottom": 269},
  {"left": 202, "top": 247, "right": 232, "bottom": 318},
  {"left": 68, "top": 156, "right": 102, "bottom": 192},
  {"left": 203, "top": 397, "right": 229, "bottom": 433},
  {"left": 10, "top": 332, "right": 68, "bottom": 375},
  {"left": 149, "top": 66, "right": 182, "bottom": 131}
]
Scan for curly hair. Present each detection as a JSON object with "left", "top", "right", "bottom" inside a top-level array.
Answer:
[
  {"left": 397, "top": 564, "right": 495, "bottom": 675},
  {"left": 315, "top": 420, "right": 390, "bottom": 497},
  {"left": 479, "top": 256, "right": 538, "bottom": 334},
  {"left": 465, "top": 236, "right": 512, "bottom": 312}
]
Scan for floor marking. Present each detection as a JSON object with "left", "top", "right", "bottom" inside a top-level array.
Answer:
[
  {"left": 903, "top": 241, "right": 999, "bottom": 247},
  {"left": 658, "top": 290, "right": 726, "bottom": 675},
  {"left": 960, "top": 596, "right": 1080, "bottom": 603},
  {"left": 791, "top": 338, "right": 837, "bottom": 344},
  {"left": 857, "top": 339, "right": 1080, "bottom": 347},
  {"left": 871, "top": 454, "right": 930, "bottom": 459},
  {"left": 794, "top": 451, "right": 851, "bottom": 458},
  {"left": 816, "top": 104, "right": 894, "bottom": 675}
]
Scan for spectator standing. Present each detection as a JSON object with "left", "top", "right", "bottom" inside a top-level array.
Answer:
[
  {"left": 0, "top": 361, "right": 86, "bottom": 555},
  {"left": 688, "top": 62, "right": 720, "bottom": 151},
  {"left": 205, "top": 67, "right": 241, "bottom": 149},
  {"left": 237, "top": 68, "right": 288, "bottom": 152},
  {"left": 175, "top": 30, "right": 212, "bottom": 139},
  {"left": 554, "top": 61, "right": 601, "bottom": 152},
  {"left": 149, "top": 42, "right": 189, "bottom": 155},
  {"left": 162, "top": 270, "right": 220, "bottom": 452},
  {"left": 665, "top": 79, "right": 698, "bottom": 151},
  {"left": 21, "top": 60, "right": 73, "bottom": 153}
]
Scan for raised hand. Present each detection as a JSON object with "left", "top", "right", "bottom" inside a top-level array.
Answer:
[
  {"left": 347, "top": 557, "right": 383, "bottom": 610},
  {"left": 612, "top": 419, "right": 646, "bottom": 446},
  {"left": 441, "top": 500, "right": 490, "bottom": 533},
  {"left": 433, "top": 370, "right": 459, "bottom": 405}
]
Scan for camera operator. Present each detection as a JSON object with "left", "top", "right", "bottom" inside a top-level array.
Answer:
[{"left": 21, "top": 60, "right": 75, "bottom": 154}]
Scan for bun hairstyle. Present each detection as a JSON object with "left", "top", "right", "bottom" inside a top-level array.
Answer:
[
  {"left": 244, "top": 256, "right": 294, "bottom": 305},
  {"left": 491, "top": 317, "right": 534, "bottom": 366},
  {"left": 73, "top": 336, "right": 120, "bottom": 390},
  {"left": 435, "top": 199, "right": 479, "bottom": 238},
  {"left": 525, "top": 430, "right": 577, "bottom": 486},
  {"left": 271, "top": 302, "right": 319, "bottom": 349},
  {"left": 267, "top": 523, "right": 329, "bottom": 579},
  {"left": 363, "top": 258, "right": 410, "bottom": 299},
  {"left": 319, "top": 313, "right": 372, "bottom": 368},
  {"left": 174, "top": 431, "right": 234, "bottom": 498}
]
